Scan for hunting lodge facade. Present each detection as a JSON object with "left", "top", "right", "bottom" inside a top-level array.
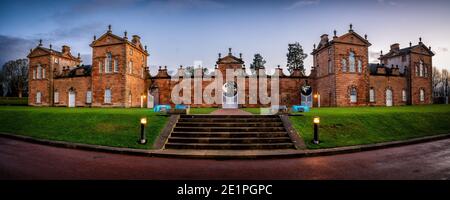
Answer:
[{"left": 27, "top": 25, "right": 434, "bottom": 108}]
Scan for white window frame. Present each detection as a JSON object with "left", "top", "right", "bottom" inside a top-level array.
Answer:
[
  {"left": 37, "top": 64, "right": 42, "bottom": 79},
  {"left": 350, "top": 87, "right": 357, "bottom": 103},
  {"left": 106, "top": 53, "right": 112, "bottom": 73},
  {"left": 419, "top": 61, "right": 424, "bottom": 77},
  {"left": 129, "top": 61, "right": 133, "bottom": 74},
  {"left": 357, "top": 59, "right": 362, "bottom": 73},
  {"left": 114, "top": 58, "right": 119, "bottom": 72},
  {"left": 349, "top": 51, "right": 356, "bottom": 72},
  {"left": 341, "top": 58, "right": 347, "bottom": 72},
  {"left": 36, "top": 91, "right": 41, "bottom": 104},
  {"left": 369, "top": 89, "right": 375, "bottom": 102},
  {"left": 104, "top": 89, "right": 112, "bottom": 104},
  {"left": 420, "top": 89, "right": 425, "bottom": 102},
  {"left": 33, "top": 69, "right": 36, "bottom": 79},
  {"left": 86, "top": 91, "right": 92, "bottom": 104},
  {"left": 54, "top": 91, "right": 59, "bottom": 103},
  {"left": 42, "top": 67, "right": 45, "bottom": 79},
  {"left": 99, "top": 61, "right": 103, "bottom": 74}
]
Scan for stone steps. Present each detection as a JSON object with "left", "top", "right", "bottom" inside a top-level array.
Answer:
[{"left": 164, "top": 114, "right": 296, "bottom": 150}]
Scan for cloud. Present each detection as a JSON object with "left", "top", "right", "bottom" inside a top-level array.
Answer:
[
  {"left": 166, "top": 0, "right": 226, "bottom": 9},
  {"left": 438, "top": 47, "right": 448, "bottom": 52},
  {"left": 377, "top": 0, "right": 400, "bottom": 6},
  {"left": 369, "top": 50, "right": 381, "bottom": 63},
  {"left": 0, "top": 35, "right": 36, "bottom": 67},
  {"left": 285, "top": 0, "right": 320, "bottom": 10}
]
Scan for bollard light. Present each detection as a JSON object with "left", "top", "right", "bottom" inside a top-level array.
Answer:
[
  {"left": 313, "top": 116, "right": 320, "bottom": 144},
  {"left": 139, "top": 117, "right": 147, "bottom": 144}
]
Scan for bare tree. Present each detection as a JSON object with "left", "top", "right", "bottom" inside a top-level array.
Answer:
[
  {"left": 432, "top": 67, "right": 442, "bottom": 97},
  {"left": 1, "top": 59, "right": 28, "bottom": 97}
]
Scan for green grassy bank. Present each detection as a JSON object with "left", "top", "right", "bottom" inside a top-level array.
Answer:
[{"left": 290, "top": 105, "right": 450, "bottom": 149}]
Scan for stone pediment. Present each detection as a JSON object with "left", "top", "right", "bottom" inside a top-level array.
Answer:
[
  {"left": 27, "top": 48, "right": 50, "bottom": 58},
  {"left": 217, "top": 55, "right": 244, "bottom": 64},
  {"left": 334, "top": 32, "right": 371, "bottom": 46},
  {"left": 410, "top": 44, "right": 435, "bottom": 56},
  {"left": 91, "top": 32, "right": 125, "bottom": 47}
]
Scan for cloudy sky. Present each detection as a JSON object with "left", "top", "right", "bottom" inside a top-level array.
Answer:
[{"left": 0, "top": 0, "right": 449, "bottom": 75}]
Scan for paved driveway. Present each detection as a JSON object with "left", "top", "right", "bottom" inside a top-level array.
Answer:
[{"left": 0, "top": 137, "right": 449, "bottom": 180}]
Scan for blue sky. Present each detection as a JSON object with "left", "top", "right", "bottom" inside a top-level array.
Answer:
[{"left": 1, "top": 0, "right": 449, "bottom": 75}]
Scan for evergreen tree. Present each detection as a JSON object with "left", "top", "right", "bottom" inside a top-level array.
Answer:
[
  {"left": 286, "top": 42, "right": 308, "bottom": 74},
  {"left": 250, "top": 53, "right": 266, "bottom": 74}
]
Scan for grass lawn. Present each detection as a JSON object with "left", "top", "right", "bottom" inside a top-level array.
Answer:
[
  {"left": 241, "top": 108, "right": 261, "bottom": 114},
  {"left": 290, "top": 105, "right": 450, "bottom": 149},
  {"left": 188, "top": 107, "right": 218, "bottom": 114},
  {"left": 0, "top": 97, "right": 28, "bottom": 106},
  {"left": 0, "top": 106, "right": 168, "bottom": 149}
]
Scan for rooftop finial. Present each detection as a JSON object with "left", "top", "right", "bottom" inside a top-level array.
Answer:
[
  {"left": 409, "top": 41, "right": 412, "bottom": 47},
  {"left": 159, "top": 66, "right": 161, "bottom": 70},
  {"left": 145, "top": 45, "right": 147, "bottom": 51},
  {"left": 364, "top": 34, "right": 367, "bottom": 40},
  {"left": 313, "top": 43, "right": 316, "bottom": 49},
  {"left": 429, "top": 46, "right": 431, "bottom": 50},
  {"left": 124, "top": 31, "right": 128, "bottom": 38},
  {"left": 228, "top": 48, "right": 232, "bottom": 55},
  {"left": 380, "top": 50, "right": 383, "bottom": 56},
  {"left": 78, "top": 53, "right": 81, "bottom": 58},
  {"left": 218, "top": 53, "right": 221, "bottom": 59},
  {"left": 94, "top": 35, "right": 97, "bottom": 41},
  {"left": 349, "top": 23, "right": 353, "bottom": 32},
  {"left": 239, "top": 53, "right": 242, "bottom": 59},
  {"left": 333, "top": 30, "right": 337, "bottom": 37},
  {"left": 49, "top": 44, "right": 52, "bottom": 49},
  {"left": 108, "top": 24, "right": 112, "bottom": 32},
  {"left": 278, "top": 65, "right": 281, "bottom": 69},
  {"left": 38, "top": 39, "right": 42, "bottom": 46},
  {"left": 164, "top": 66, "right": 167, "bottom": 69},
  {"left": 419, "top": 37, "right": 422, "bottom": 43}
]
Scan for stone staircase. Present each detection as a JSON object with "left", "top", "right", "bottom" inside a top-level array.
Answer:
[{"left": 164, "top": 115, "right": 296, "bottom": 150}]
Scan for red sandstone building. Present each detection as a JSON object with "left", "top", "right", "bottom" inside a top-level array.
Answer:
[{"left": 27, "top": 25, "right": 433, "bottom": 108}]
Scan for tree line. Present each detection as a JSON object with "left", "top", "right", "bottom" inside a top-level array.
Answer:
[{"left": 432, "top": 67, "right": 449, "bottom": 104}]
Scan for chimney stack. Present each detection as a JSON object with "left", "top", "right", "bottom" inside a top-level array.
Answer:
[
  {"left": 62, "top": 45, "right": 71, "bottom": 54},
  {"left": 390, "top": 43, "right": 400, "bottom": 52}
]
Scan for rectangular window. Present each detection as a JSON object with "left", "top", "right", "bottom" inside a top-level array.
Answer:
[
  {"left": 42, "top": 68, "right": 45, "bottom": 79},
  {"left": 36, "top": 92, "right": 41, "bottom": 104},
  {"left": 130, "top": 49, "right": 133, "bottom": 56},
  {"left": 86, "top": 91, "right": 92, "bottom": 104},
  {"left": 37, "top": 65, "right": 42, "bottom": 79},
  {"left": 129, "top": 61, "right": 133, "bottom": 74},
  {"left": 33, "top": 69, "right": 36, "bottom": 79},
  {"left": 141, "top": 67, "right": 144, "bottom": 78},
  {"left": 420, "top": 89, "right": 425, "bottom": 102},
  {"left": 99, "top": 62, "right": 103, "bottom": 74},
  {"left": 401, "top": 55, "right": 406, "bottom": 62},
  {"left": 106, "top": 53, "right": 113, "bottom": 73},
  {"left": 54, "top": 92, "right": 59, "bottom": 103},
  {"left": 114, "top": 58, "right": 119, "bottom": 72},
  {"left": 104, "top": 89, "right": 111, "bottom": 104},
  {"left": 357, "top": 60, "right": 362, "bottom": 73},
  {"left": 369, "top": 89, "right": 375, "bottom": 102}
]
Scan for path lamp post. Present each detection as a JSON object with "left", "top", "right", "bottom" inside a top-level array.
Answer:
[
  {"left": 139, "top": 117, "right": 147, "bottom": 144},
  {"left": 313, "top": 116, "right": 320, "bottom": 144}
]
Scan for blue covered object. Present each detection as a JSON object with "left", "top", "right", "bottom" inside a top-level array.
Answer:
[
  {"left": 175, "top": 104, "right": 188, "bottom": 110},
  {"left": 153, "top": 104, "right": 171, "bottom": 112},
  {"left": 292, "top": 105, "right": 310, "bottom": 112}
]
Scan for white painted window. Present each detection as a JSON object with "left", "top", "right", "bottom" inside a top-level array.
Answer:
[
  {"left": 37, "top": 64, "right": 42, "bottom": 79},
  {"left": 419, "top": 60, "right": 424, "bottom": 77},
  {"left": 42, "top": 67, "right": 45, "bottom": 79},
  {"left": 357, "top": 59, "right": 362, "bottom": 73},
  {"left": 106, "top": 52, "right": 112, "bottom": 73},
  {"left": 54, "top": 91, "right": 59, "bottom": 103},
  {"left": 341, "top": 58, "right": 347, "bottom": 72},
  {"left": 129, "top": 61, "right": 133, "bottom": 74},
  {"left": 420, "top": 89, "right": 425, "bottom": 102},
  {"left": 350, "top": 87, "right": 357, "bottom": 103},
  {"left": 36, "top": 92, "right": 41, "bottom": 104},
  {"left": 402, "top": 90, "right": 407, "bottom": 102},
  {"left": 114, "top": 58, "right": 119, "bottom": 72},
  {"left": 104, "top": 89, "right": 112, "bottom": 104},
  {"left": 86, "top": 91, "right": 92, "bottom": 103},
  {"left": 369, "top": 89, "right": 375, "bottom": 102},
  {"left": 349, "top": 51, "right": 356, "bottom": 72},
  {"left": 33, "top": 69, "right": 36, "bottom": 79},
  {"left": 99, "top": 61, "right": 102, "bottom": 73}
]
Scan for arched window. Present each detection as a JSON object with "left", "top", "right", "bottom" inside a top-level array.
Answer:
[
  {"left": 350, "top": 87, "right": 357, "bottom": 103},
  {"left": 37, "top": 64, "right": 42, "bottom": 79},
  {"left": 349, "top": 51, "right": 356, "bottom": 72},
  {"left": 341, "top": 58, "right": 347, "bottom": 72},
  {"left": 357, "top": 59, "right": 362, "bottom": 73},
  {"left": 419, "top": 89, "right": 425, "bottom": 102},
  {"left": 419, "top": 60, "right": 424, "bottom": 77},
  {"left": 104, "top": 88, "right": 112, "bottom": 104},
  {"left": 402, "top": 89, "right": 407, "bottom": 102},
  {"left": 105, "top": 53, "right": 112, "bottom": 73},
  {"left": 369, "top": 88, "right": 375, "bottom": 102}
]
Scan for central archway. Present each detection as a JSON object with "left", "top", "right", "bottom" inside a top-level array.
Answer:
[{"left": 222, "top": 81, "right": 238, "bottom": 109}]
